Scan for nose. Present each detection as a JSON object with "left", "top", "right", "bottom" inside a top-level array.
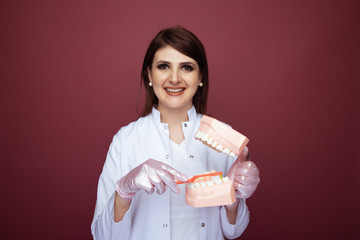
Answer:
[{"left": 169, "top": 69, "right": 181, "bottom": 85}]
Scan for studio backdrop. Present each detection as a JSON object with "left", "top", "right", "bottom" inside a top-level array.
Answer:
[{"left": 1, "top": 0, "right": 358, "bottom": 239}]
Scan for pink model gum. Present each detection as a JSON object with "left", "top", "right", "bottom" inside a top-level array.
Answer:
[
  {"left": 195, "top": 115, "right": 249, "bottom": 157},
  {"left": 185, "top": 177, "right": 236, "bottom": 207}
]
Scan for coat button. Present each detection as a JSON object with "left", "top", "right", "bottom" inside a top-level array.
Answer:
[
  {"left": 166, "top": 155, "right": 169, "bottom": 159},
  {"left": 163, "top": 125, "right": 167, "bottom": 130},
  {"left": 201, "top": 223, "right": 205, "bottom": 227},
  {"left": 184, "top": 123, "right": 187, "bottom": 127},
  {"left": 190, "top": 155, "right": 194, "bottom": 159},
  {"left": 163, "top": 224, "right": 168, "bottom": 228}
]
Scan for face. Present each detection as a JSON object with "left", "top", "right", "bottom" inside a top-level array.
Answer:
[{"left": 148, "top": 45, "right": 201, "bottom": 113}]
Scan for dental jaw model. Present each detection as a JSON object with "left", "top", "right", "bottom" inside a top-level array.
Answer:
[
  {"left": 195, "top": 115, "right": 249, "bottom": 157},
  {"left": 182, "top": 171, "right": 236, "bottom": 207},
  {"left": 182, "top": 115, "right": 249, "bottom": 207}
]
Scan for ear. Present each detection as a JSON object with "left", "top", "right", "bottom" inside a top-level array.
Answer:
[{"left": 147, "top": 67, "right": 152, "bottom": 82}]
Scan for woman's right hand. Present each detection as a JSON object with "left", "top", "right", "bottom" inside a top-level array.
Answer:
[{"left": 115, "top": 159, "right": 188, "bottom": 201}]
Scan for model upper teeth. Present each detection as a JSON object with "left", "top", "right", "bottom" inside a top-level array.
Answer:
[
  {"left": 195, "top": 131, "right": 203, "bottom": 139},
  {"left": 223, "top": 148, "right": 230, "bottom": 154},
  {"left": 202, "top": 133, "right": 209, "bottom": 141},
  {"left": 195, "top": 131, "right": 236, "bottom": 156},
  {"left": 166, "top": 88, "right": 184, "bottom": 93}
]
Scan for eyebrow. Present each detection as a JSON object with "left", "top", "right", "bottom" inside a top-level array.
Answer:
[{"left": 155, "top": 60, "right": 196, "bottom": 66}]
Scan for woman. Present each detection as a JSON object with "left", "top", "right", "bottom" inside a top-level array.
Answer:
[{"left": 91, "top": 27, "right": 260, "bottom": 240}]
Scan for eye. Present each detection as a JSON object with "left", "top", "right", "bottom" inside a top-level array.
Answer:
[
  {"left": 182, "top": 65, "right": 194, "bottom": 71},
  {"left": 157, "top": 64, "right": 169, "bottom": 70}
]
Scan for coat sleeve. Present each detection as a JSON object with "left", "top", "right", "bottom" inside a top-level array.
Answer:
[
  {"left": 91, "top": 130, "right": 133, "bottom": 240},
  {"left": 220, "top": 198, "right": 250, "bottom": 239},
  {"left": 211, "top": 142, "right": 250, "bottom": 239}
]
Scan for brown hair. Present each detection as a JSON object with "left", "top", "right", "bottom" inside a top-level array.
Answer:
[{"left": 140, "top": 27, "right": 209, "bottom": 116}]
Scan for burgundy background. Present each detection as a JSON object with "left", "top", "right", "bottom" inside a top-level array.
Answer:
[{"left": 1, "top": 0, "right": 359, "bottom": 239}]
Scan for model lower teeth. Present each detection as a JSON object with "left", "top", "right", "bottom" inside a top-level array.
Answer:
[{"left": 187, "top": 178, "right": 229, "bottom": 189}]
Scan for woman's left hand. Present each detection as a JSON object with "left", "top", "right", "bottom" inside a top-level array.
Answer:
[{"left": 227, "top": 147, "right": 260, "bottom": 199}]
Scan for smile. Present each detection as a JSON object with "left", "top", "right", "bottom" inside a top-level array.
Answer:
[{"left": 165, "top": 88, "right": 185, "bottom": 93}]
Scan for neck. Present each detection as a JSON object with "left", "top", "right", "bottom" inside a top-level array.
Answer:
[{"left": 158, "top": 105, "right": 190, "bottom": 124}]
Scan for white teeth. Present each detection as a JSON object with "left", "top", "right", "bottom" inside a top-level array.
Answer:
[
  {"left": 209, "top": 170, "right": 216, "bottom": 173},
  {"left": 197, "top": 131, "right": 204, "bottom": 139},
  {"left": 215, "top": 179, "right": 223, "bottom": 185},
  {"left": 223, "top": 148, "right": 230, "bottom": 155},
  {"left": 212, "top": 175, "right": 221, "bottom": 180},
  {"left": 203, "top": 171, "right": 210, "bottom": 174},
  {"left": 195, "top": 132, "right": 234, "bottom": 157},
  {"left": 202, "top": 133, "right": 209, "bottom": 141},
  {"left": 195, "top": 131, "right": 200, "bottom": 138},
  {"left": 166, "top": 88, "right": 184, "bottom": 93},
  {"left": 188, "top": 178, "right": 230, "bottom": 190}
]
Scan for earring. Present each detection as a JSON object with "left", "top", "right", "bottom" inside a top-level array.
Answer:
[
  {"left": 199, "top": 82, "right": 203, "bottom": 87},
  {"left": 149, "top": 82, "right": 153, "bottom": 87}
]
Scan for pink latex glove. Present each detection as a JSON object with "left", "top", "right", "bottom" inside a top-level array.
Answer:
[
  {"left": 227, "top": 147, "right": 260, "bottom": 199},
  {"left": 116, "top": 159, "right": 188, "bottom": 201}
]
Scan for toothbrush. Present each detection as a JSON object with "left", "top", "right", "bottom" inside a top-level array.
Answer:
[{"left": 176, "top": 171, "right": 223, "bottom": 184}]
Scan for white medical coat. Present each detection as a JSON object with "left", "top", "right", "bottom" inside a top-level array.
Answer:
[{"left": 91, "top": 106, "right": 250, "bottom": 239}]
